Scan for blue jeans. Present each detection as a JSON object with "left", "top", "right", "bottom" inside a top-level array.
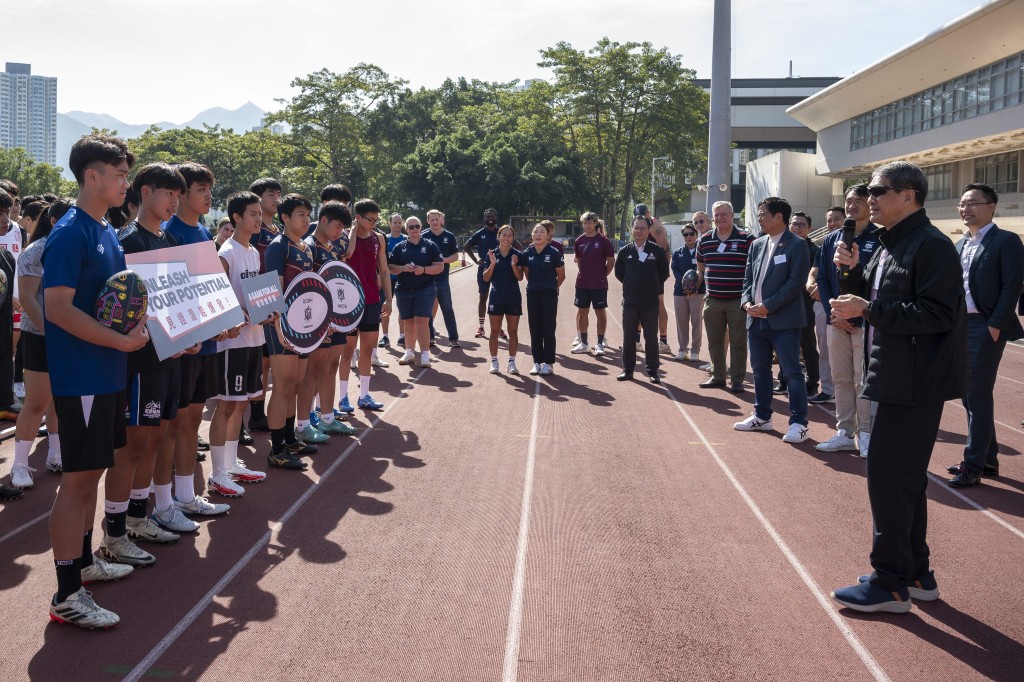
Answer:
[
  {"left": 429, "top": 279, "right": 459, "bottom": 341},
  {"left": 962, "top": 316, "right": 1007, "bottom": 472},
  {"left": 748, "top": 318, "right": 807, "bottom": 425}
]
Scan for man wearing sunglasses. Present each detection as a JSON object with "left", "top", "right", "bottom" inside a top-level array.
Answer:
[{"left": 830, "top": 161, "right": 967, "bottom": 615}]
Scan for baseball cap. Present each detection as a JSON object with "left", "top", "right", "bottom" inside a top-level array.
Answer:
[{"left": 633, "top": 204, "right": 649, "bottom": 217}]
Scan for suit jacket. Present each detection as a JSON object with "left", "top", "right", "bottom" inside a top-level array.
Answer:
[
  {"left": 741, "top": 229, "right": 809, "bottom": 331},
  {"left": 956, "top": 223, "right": 1024, "bottom": 341}
]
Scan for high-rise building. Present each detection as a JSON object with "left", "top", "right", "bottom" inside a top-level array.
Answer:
[{"left": 0, "top": 62, "right": 58, "bottom": 165}]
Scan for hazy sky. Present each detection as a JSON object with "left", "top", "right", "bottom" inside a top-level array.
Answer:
[{"left": 2, "top": 0, "right": 985, "bottom": 123}]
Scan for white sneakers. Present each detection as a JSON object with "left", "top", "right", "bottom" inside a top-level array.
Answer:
[
  {"left": 858, "top": 431, "right": 871, "bottom": 458},
  {"left": 734, "top": 415, "right": 774, "bottom": 432},
  {"left": 673, "top": 351, "right": 688, "bottom": 361},
  {"left": 489, "top": 359, "right": 500, "bottom": 374},
  {"left": 782, "top": 423, "right": 810, "bottom": 444},
  {"left": 815, "top": 429, "right": 858, "bottom": 452},
  {"left": 398, "top": 350, "right": 416, "bottom": 365},
  {"left": 10, "top": 464, "right": 34, "bottom": 489},
  {"left": 538, "top": 363, "right": 553, "bottom": 376},
  {"left": 529, "top": 363, "right": 541, "bottom": 376},
  {"left": 594, "top": 342, "right": 606, "bottom": 356},
  {"left": 571, "top": 342, "right": 589, "bottom": 354}
]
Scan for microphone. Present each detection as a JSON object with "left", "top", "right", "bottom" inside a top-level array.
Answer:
[{"left": 839, "top": 218, "right": 856, "bottom": 279}]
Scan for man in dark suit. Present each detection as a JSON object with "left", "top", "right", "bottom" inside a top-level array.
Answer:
[
  {"left": 947, "top": 183, "right": 1024, "bottom": 487},
  {"left": 614, "top": 216, "right": 669, "bottom": 383},
  {"left": 734, "top": 197, "right": 811, "bottom": 444}
]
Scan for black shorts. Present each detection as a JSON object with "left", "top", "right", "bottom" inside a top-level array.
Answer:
[
  {"left": 126, "top": 365, "right": 180, "bottom": 426},
  {"left": 177, "top": 353, "right": 221, "bottom": 408},
  {"left": 356, "top": 300, "right": 383, "bottom": 333},
  {"left": 53, "top": 390, "right": 127, "bottom": 472},
  {"left": 320, "top": 331, "right": 347, "bottom": 349},
  {"left": 574, "top": 288, "right": 608, "bottom": 310},
  {"left": 488, "top": 302, "right": 523, "bottom": 317},
  {"left": 477, "top": 267, "right": 489, "bottom": 295},
  {"left": 216, "top": 346, "right": 264, "bottom": 401},
  {"left": 23, "top": 331, "right": 47, "bottom": 373},
  {"left": 264, "top": 322, "right": 300, "bottom": 356}
]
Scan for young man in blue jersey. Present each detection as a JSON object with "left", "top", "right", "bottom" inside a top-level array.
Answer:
[{"left": 44, "top": 135, "right": 150, "bottom": 628}]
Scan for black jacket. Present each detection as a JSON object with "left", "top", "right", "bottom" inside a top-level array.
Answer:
[
  {"left": 614, "top": 240, "right": 669, "bottom": 308},
  {"left": 955, "top": 224, "right": 1024, "bottom": 341},
  {"left": 839, "top": 209, "right": 967, "bottom": 406}
]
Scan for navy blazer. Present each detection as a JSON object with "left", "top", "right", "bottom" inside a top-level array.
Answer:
[
  {"left": 956, "top": 223, "right": 1024, "bottom": 340},
  {"left": 741, "top": 229, "right": 809, "bottom": 331}
]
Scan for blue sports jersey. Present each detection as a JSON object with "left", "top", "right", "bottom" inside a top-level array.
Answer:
[
  {"left": 163, "top": 214, "right": 219, "bottom": 354},
  {"left": 465, "top": 227, "right": 499, "bottom": 266},
  {"left": 487, "top": 247, "right": 523, "bottom": 306},
  {"left": 521, "top": 244, "right": 564, "bottom": 292},
  {"left": 390, "top": 238, "right": 443, "bottom": 292},
  {"left": 42, "top": 206, "right": 128, "bottom": 396},
  {"left": 265, "top": 234, "right": 315, "bottom": 289},
  {"left": 386, "top": 234, "right": 405, "bottom": 284},
  {"left": 420, "top": 228, "right": 458, "bottom": 281},
  {"left": 304, "top": 233, "right": 345, "bottom": 268}
]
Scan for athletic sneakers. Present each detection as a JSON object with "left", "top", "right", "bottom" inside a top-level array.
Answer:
[
  {"left": 474, "top": 327, "right": 485, "bottom": 338},
  {"left": 151, "top": 506, "right": 200, "bottom": 533},
  {"left": 208, "top": 472, "right": 245, "bottom": 498},
  {"left": 594, "top": 342, "right": 607, "bottom": 356},
  {"left": 13, "top": 381, "right": 25, "bottom": 400},
  {"left": 832, "top": 582, "right": 911, "bottom": 614},
  {"left": 318, "top": 419, "right": 356, "bottom": 436},
  {"left": 11, "top": 464, "right": 34, "bottom": 489},
  {"left": 175, "top": 494, "right": 230, "bottom": 516},
  {"left": 337, "top": 396, "right": 355, "bottom": 414},
  {"left": 298, "top": 424, "right": 329, "bottom": 444},
  {"left": 734, "top": 415, "right": 774, "bottom": 432},
  {"left": 539, "top": 363, "right": 554, "bottom": 376},
  {"left": 815, "top": 429, "right": 858, "bottom": 452},
  {"left": 808, "top": 391, "right": 835, "bottom": 404},
  {"left": 507, "top": 359, "right": 520, "bottom": 375},
  {"left": 378, "top": 335, "right": 390, "bottom": 348},
  {"left": 101, "top": 533, "right": 156, "bottom": 567},
  {"left": 450, "top": 339, "right": 461, "bottom": 348},
  {"left": 490, "top": 359, "right": 500, "bottom": 374},
  {"left": 287, "top": 440, "right": 318, "bottom": 455},
  {"left": 126, "top": 516, "right": 180, "bottom": 544},
  {"left": 673, "top": 351, "right": 688, "bottom": 361},
  {"left": 570, "top": 342, "right": 589, "bottom": 354},
  {"left": 371, "top": 355, "right": 389, "bottom": 368},
  {"left": 699, "top": 362, "right": 713, "bottom": 373},
  {"left": 399, "top": 349, "right": 415, "bottom": 365},
  {"left": 80, "top": 555, "right": 134, "bottom": 583},
  {"left": 420, "top": 355, "right": 433, "bottom": 368},
  {"left": 267, "top": 448, "right": 308, "bottom": 470},
  {"left": 782, "top": 423, "right": 810, "bottom": 444},
  {"left": 658, "top": 341, "right": 672, "bottom": 354},
  {"left": 858, "top": 570, "right": 939, "bottom": 601},
  {"left": 49, "top": 588, "right": 120, "bottom": 629},
  {"left": 46, "top": 456, "right": 63, "bottom": 473},
  {"left": 0, "top": 483, "right": 23, "bottom": 501},
  {"left": 529, "top": 363, "right": 541, "bottom": 376},
  {"left": 858, "top": 431, "right": 871, "bottom": 459},
  {"left": 228, "top": 458, "right": 267, "bottom": 482},
  {"left": 357, "top": 394, "right": 384, "bottom": 411},
  {"left": 396, "top": 335, "right": 406, "bottom": 347}
]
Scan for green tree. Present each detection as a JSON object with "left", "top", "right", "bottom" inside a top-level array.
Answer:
[
  {"left": 540, "top": 38, "right": 708, "bottom": 238},
  {"left": 0, "top": 146, "right": 76, "bottom": 196}
]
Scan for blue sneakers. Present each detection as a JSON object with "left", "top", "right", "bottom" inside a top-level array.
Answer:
[
  {"left": 337, "top": 397, "right": 355, "bottom": 414},
  {"left": 832, "top": 581, "right": 911, "bottom": 613},
  {"left": 357, "top": 394, "right": 384, "bottom": 411},
  {"left": 858, "top": 570, "right": 939, "bottom": 601}
]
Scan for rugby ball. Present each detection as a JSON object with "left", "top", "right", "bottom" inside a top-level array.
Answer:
[
  {"left": 95, "top": 270, "right": 148, "bottom": 334},
  {"left": 318, "top": 260, "right": 365, "bottom": 333},
  {"left": 681, "top": 269, "right": 700, "bottom": 296}
]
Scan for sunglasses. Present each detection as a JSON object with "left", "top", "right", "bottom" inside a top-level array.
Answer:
[
  {"left": 866, "top": 185, "right": 913, "bottom": 197},
  {"left": 693, "top": 219, "right": 706, "bottom": 223},
  {"left": 682, "top": 232, "right": 697, "bottom": 237}
]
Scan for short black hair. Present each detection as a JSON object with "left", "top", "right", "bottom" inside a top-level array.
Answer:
[
  {"left": 278, "top": 193, "right": 313, "bottom": 221},
  {"left": 961, "top": 183, "right": 998, "bottom": 205},
  {"left": 845, "top": 184, "right": 869, "bottom": 200},
  {"left": 249, "top": 177, "right": 282, "bottom": 196},
  {"left": 175, "top": 162, "right": 214, "bottom": 189},
  {"left": 874, "top": 161, "right": 927, "bottom": 205},
  {"left": 0, "top": 188, "right": 12, "bottom": 211},
  {"left": 227, "top": 191, "right": 261, "bottom": 226},
  {"left": 40, "top": 193, "right": 58, "bottom": 203},
  {"left": 21, "top": 195, "right": 41, "bottom": 210},
  {"left": 68, "top": 134, "right": 135, "bottom": 185},
  {"left": 319, "top": 184, "right": 352, "bottom": 204},
  {"left": 132, "top": 163, "right": 187, "bottom": 195},
  {"left": 791, "top": 210, "right": 812, "bottom": 227},
  {"left": 33, "top": 198, "right": 73, "bottom": 243},
  {"left": 0, "top": 179, "right": 19, "bottom": 197},
  {"left": 319, "top": 200, "right": 353, "bottom": 228},
  {"left": 757, "top": 196, "right": 792, "bottom": 225},
  {"left": 21, "top": 200, "right": 49, "bottom": 222},
  {"left": 828, "top": 206, "right": 846, "bottom": 214},
  {"left": 353, "top": 198, "right": 381, "bottom": 217}
]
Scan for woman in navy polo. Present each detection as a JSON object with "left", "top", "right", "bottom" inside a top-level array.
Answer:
[
  {"left": 388, "top": 216, "right": 444, "bottom": 367},
  {"left": 482, "top": 225, "right": 524, "bottom": 375},
  {"left": 520, "top": 223, "right": 565, "bottom": 375}
]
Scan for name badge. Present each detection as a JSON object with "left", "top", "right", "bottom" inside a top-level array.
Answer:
[
  {"left": 774, "top": 254, "right": 787, "bottom": 265},
  {"left": 638, "top": 251, "right": 649, "bottom": 262},
  {"left": 717, "top": 242, "right": 727, "bottom": 253}
]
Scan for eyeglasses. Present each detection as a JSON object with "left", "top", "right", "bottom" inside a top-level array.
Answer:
[
  {"left": 866, "top": 185, "right": 913, "bottom": 197},
  {"left": 957, "top": 201, "right": 993, "bottom": 210}
]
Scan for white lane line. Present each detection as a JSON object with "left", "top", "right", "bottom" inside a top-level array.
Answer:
[
  {"left": 667, "top": 386, "right": 892, "bottom": 682},
  {"left": 943, "top": 400, "right": 1024, "bottom": 438},
  {"left": 0, "top": 511, "right": 49, "bottom": 545},
  {"left": 122, "top": 373, "right": 425, "bottom": 682},
  {"left": 501, "top": 379, "right": 542, "bottom": 682}
]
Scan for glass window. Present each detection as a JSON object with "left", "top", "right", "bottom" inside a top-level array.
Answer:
[
  {"left": 924, "top": 163, "right": 953, "bottom": 200},
  {"left": 974, "top": 152, "right": 1019, "bottom": 194}
]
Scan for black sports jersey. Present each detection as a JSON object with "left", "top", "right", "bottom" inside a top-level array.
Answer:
[{"left": 264, "top": 233, "right": 314, "bottom": 289}]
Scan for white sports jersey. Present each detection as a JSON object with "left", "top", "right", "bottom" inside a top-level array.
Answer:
[
  {"left": 217, "top": 238, "right": 264, "bottom": 349},
  {"left": 0, "top": 226, "right": 23, "bottom": 298}
]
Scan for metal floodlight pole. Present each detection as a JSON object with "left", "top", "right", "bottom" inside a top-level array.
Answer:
[
  {"left": 706, "top": 0, "right": 732, "bottom": 213},
  {"left": 651, "top": 156, "right": 670, "bottom": 217}
]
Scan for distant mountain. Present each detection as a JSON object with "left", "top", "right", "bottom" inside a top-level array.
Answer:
[{"left": 56, "top": 102, "right": 267, "bottom": 178}]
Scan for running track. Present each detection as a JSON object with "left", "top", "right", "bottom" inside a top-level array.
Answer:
[{"left": 2, "top": 261, "right": 1023, "bottom": 681}]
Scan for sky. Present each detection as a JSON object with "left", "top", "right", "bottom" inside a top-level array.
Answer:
[{"left": 1, "top": 0, "right": 988, "bottom": 124}]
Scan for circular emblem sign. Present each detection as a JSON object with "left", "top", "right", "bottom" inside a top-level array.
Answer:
[
  {"left": 280, "top": 272, "right": 332, "bottom": 353},
  {"left": 318, "top": 260, "right": 365, "bottom": 333}
]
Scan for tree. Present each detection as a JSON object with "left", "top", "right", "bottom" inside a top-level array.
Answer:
[
  {"left": 540, "top": 38, "right": 708, "bottom": 237},
  {"left": 0, "top": 146, "right": 76, "bottom": 196}
]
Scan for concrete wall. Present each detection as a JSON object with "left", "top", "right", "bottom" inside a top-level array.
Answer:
[{"left": 744, "top": 151, "right": 839, "bottom": 233}]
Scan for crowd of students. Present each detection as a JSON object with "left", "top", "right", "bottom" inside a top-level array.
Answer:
[{"left": 0, "top": 135, "right": 1020, "bottom": 626}]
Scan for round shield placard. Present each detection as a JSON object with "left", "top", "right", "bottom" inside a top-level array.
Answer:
[
  {"left": 281, "top": 272, "right": 332, "bottom": 353},
  {"left": 318, "top": 260, "right": 365, "bottom": 333}
]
